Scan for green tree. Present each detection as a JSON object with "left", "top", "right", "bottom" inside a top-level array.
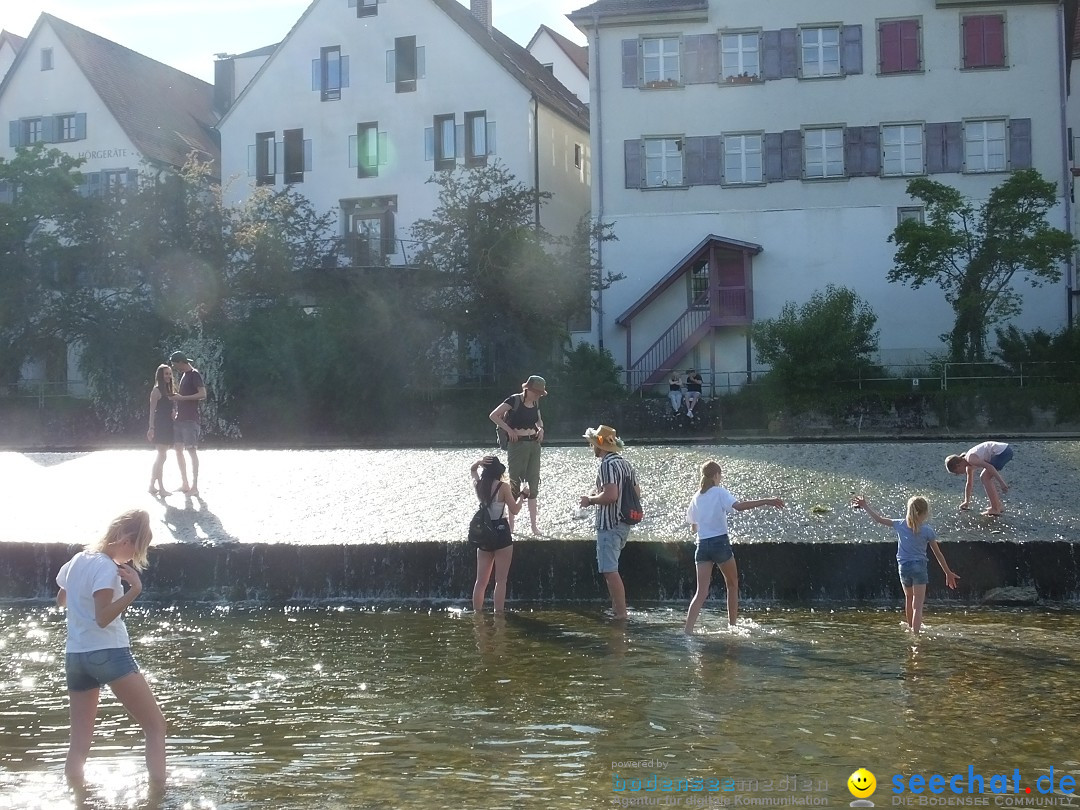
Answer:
[
  {"left": 888, "top": 170, "right": 1076, "bottom": 362},
  {"left": 410, "top": 163, "right": 618, "bottom": 385},
  {"left": 752, "top": 285, "right": 879, "bottom": 394}
]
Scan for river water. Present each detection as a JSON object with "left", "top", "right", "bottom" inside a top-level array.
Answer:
[
  {"left": 1, "top": 604, "right": 1079, "bottom": 809},
  {"left": 2, "top": 441, "right": 1077, "bottom": 546}
]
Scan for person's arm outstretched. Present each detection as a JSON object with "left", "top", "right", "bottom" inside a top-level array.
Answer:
[
  {"left": 733, "top": 497, "right": 784, "bottom": 511},
  {"left": 851, "top": 495, "right": 893, "bottom": 527},
  {"left": 929, "top": 540, "right": 959, "bottom": 589},
  {"left": 960, "top": 467, "right": 976, "bottom": 510}
]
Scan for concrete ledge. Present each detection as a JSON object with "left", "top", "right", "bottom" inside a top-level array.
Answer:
[{"left": 2, "top": 540, "right": 1077, "bottom": 604}]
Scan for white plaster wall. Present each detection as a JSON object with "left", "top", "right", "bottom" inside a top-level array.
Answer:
[
  {"left": 528, "top": 31, "right": 589, "bottom": 102},
  {"left": 233, "top": 53, "right": 270, "bottom": 97},
  {"left": 219, "top": 0, "right": 580, "bottom": 257},
  {"left": 0, "top": 41, "right": 19, "bottom": 84},
  {"left": 0, "top": 20, "right": 143, "bottom": 174},
  {"left": 537, "top": 105, "right": 590, "bottom": 237},
  {"left": 585, "top": 0, "right": 1070, "bottom": 373}
]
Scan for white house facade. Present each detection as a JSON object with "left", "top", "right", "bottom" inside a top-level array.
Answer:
[
  {"left": 0, "top": 30, "right": 25, "bottom": 84},
  {"left": 217, "top": 0, "right": 591, "bottom": 269},
  {"left": 0, "top": 13, "right": 219, "bottom": 392},
  {"left": 570, "top": 0, "right": 1074, "bottom": 392},
  {"left": 527, "top": 24, "right": 590, "bottom": 103}
]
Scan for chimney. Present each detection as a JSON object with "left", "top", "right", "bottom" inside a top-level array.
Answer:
[{"left": 470, "top": 0, "right": 492, "bottom": 31}]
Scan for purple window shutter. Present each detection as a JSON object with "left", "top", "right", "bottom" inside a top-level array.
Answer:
[
  {"left": 840, "top": 25, "right": 862, "bottom": 75},
  {"left": 624, "top": 139, "right": 642, "bottom": 188},
  {"left": 622, "top": 39, "right": 639, "bottom": 88},
  {"left": 764, "top": 132, "right": 783, "bottom": 181},
  {"left": 683, "top": 34, "right": 718, "bottom": 85},
  {"left": 983, "top": 15, "right": 1005, "bottom": 67},
  {"left": 944, "top": 122, "right": 963, "bottom": 172},
  {"left": 844, "top": 127, "right": 864, "bottom": 176},
  {"left": 762, "top": 30, "right": 781, "bottom": 80},
  {"left": 781, "top": 130, "right": 801, "bottom": 180},
  {"left": 925, "top": 123, "right": 945, "bottom": 174},
  {"left": 779, "top": 29, "right": 798, "bottom": 79},
  {"left": 879, "top": 21, "right": 902, "bottom": 74},
  {"left": 901, "top": 20, "right": 921, "bottom": 71},
  {"left": 861, "top": 126, "right": 881, "bottom": 176},
  {"left": 683, "top": 136, "right": 704, "bottom": 185},
  {"left": 1009, "top": 118, "right": 1032, "bottom": 169},
  {"left": 703, "top": 136, "right": 722, "bottom": 184}
]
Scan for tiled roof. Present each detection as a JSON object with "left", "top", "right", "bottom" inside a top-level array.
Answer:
[
  {"left": 530, "top": 24, "right": 589, "bottom": 77},
  {"left": 41, "top": 14, "right": 219, "bottom": 173},
  {"left": 568, "top": 0, "right": 709, "bottom": 22},
  {"left": 431, "top": 0, "right": 589, "bottom": 131},
  {"left": 0, "top": 30, "right": 27, "bottom": 52}
]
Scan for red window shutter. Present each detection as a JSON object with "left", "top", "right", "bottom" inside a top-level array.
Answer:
[
  {"left": 900, "top": 19, "right": 920, "bottom": 71},
  {"left": 983, "top": 15, "right": 1005, "bottom": 67},
  {"left": 963, "top": 16, "right": 984, "bottom": 68},
  {"left": 879, "top": 21, "right": 902, "bottom": 73}
]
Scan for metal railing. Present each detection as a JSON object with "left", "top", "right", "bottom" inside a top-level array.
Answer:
[
  {"left": 627, "top": 308, "right": 708, "bottom": 384},
  {"left": 629, "top": 367, "right": 770, "bottom": 397},
  {"left": 3, "top": 379, "right": 89, "bottom": 406},
  {"left": 846, "top": 361, "right": 1080, "bottom": 391}
]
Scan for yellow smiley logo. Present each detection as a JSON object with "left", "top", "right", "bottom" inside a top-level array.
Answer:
[{"left": 847, "top": 768, "right": 877, "bottom": 798}]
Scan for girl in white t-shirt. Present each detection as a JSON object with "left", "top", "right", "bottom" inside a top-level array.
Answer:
[
  {"left": 55, "top": 509, "right": 165, "bottom": 791},
  {"left": 684, "top": 461, "right": 784, "bottom": 634}
]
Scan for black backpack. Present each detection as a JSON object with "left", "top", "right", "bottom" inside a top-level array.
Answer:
[
  {"left": 468, "top": 484, "right": 509, "bottom": 551},
  {"left": 619, "top": 467, "right": 644, "bottom": 526}
]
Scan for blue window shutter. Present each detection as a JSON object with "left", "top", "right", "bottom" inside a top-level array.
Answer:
[
  {"left": 841, "top": 25, "right": 863, "bottom": 75},
  {"left": 9, "top": 121, "right": 21, "bottom": 148},
  {"left": 944, "top": 121, "right": 963, "bottom": 172},
  {"left": 925, "top": 123, "right": 944, "bottom": 174},
  {"left": 275, "top": 141, "right": 284, "bottom": 174},
  {"left": 126, "top": 169, "right": 139, "bottom": 186},
  {"left": 860, "top": 125, "right": 880, "bottom": 176},
  {"left": 312, "top": 59, "right": 321, "bottom": 91},
  {"left": 1009, "top": 118, "right": 1032, "bottom": 169},
  {"left": 247, "top": 144, "right": 256, "bottom": 176},
  {"left": 781, "top": 130, "right": 801, "bottom": 179},
  {"left": 74, "top": 113, "right": 87, "bottom": 140},
  {"left": 762, "top": 31, "right": 781, "bottom": 80},
  {"left": 87, "top": 172, "right": 102, "bottom": 197},
  {"left": 683, "top": 136, "right": 704, "bottom": 185},
  {"left": 780, "top": 29, "right": 798, "bottom": 78},
  {"left": 455, "top": 124, "right": 464, "bottom": 158},
  {"left": 764, "top": 132, "right": 783, "bottom": 181},
  {"left": 386, "top": 51, "right": 394, "bottom": 83},
  {"left": 348, "top": 134, "right": 358, "bottom": 168},
  {"left": 42, "top": 116, "right": 57, "bottom": 143},
  {"left": 844, "top": 127, "right": 863, "bottom": 176},
  {"left": 703, "top": 136, "right": 721, "bottom": 184},
  {"left": 683, "top": 34, "right": 718, "bottom": 85},
  {"left": 486, "top": 121, "right": 496, "bottom": 155},
  {"left": 341, "top": 55, "right": 350, "bottom": 88},
  {"left": 304, "top": 139, "right": 312, "bottom": 171},
  {"left": 425, "top": 127, "right": 434, "bottom": 161},
  {"left": 379, "top": 132, "right": 388, "bottom": 165},
  {"left": 624, "top": 139, "right": 642, "bottom": 188},
  {"left": 622, "top": 39, "right": 639, "bottom": 87}
]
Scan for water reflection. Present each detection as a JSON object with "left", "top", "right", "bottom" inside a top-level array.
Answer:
[
  {"left": 2, "top": 605, "right": 1079, "bottom": 809},
  {"left": 3, "top": 441, "right": 1078, "bottom": 546}
]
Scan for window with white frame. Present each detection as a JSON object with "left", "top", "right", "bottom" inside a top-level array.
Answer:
[
  {"left": 22, "top": 118, "right": 44, "bottom": 144},
  {"left": 803, "top": 127, "right": 844, "bottom": 178},
  {"left": 800, "top": 26, "right": 841, "bottom": 77},
  {"left": 465, "top": 110, "right": 488, "bottom": 167},
  {"left": 882, "top": 124, "right": 924, "bottom": 176},
  {"left": 255, "top": 131, "right": 276, "bottom": 186},
  {"left": 644, "top": 137, "right": 683, "bottom": 187},
  {"left": 721, "top": 32, "right": 760, "bottom": 81},
  {"left": 58, "top": 114, "right": 78, "bottom": 142},
  {"left": 357, "top": 0, "right": 377, "bottom": 18},
  {"left": 897, "top": 206, "right": 924, "bottom": 225},
  {"left": 354, "top": 122, "right": 379, "bottom": 177},
  {"left": 642, "top": 37, "right": 680, "bottom": 85},
  {"left": 320, "top": 46, "right": 342, "bottom": 101},
  {"left": 964, "top": 119, "right": 1006, "bottom": 172},
  {"left": 434, "top": 114, "right": 456, "bottom": 171},
  {"left": 723, "top": 133, "right": 762, "bottom": 184}
]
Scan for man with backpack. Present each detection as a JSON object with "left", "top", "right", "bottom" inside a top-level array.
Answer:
[
  {"left": 580, "top": 424, "right": 641, "bottom": 619},
  {"left": 488, "top": 375, "right": 546, "bottom": 534}
]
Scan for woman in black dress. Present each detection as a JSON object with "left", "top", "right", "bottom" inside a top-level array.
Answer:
[{"left": 146, "top": 364, "right": 177, "bottom": 496}]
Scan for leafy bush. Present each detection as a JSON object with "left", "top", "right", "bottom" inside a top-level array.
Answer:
[
  {"left": 994, "top": 324, "right": 1080, "bottom": 381},
  {"left": 552, "top": 343, "right": 625, "bottom": 401}
]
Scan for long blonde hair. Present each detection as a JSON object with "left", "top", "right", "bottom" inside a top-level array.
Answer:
[
  {"left": 905, "top": 496, "right": 931, "bottom": 536},
  {"left": 699, "top": 461, "right": 722, "bottom": 494},
  {"left": 88, "top": 509, "right": 153, "bottom": 570}
]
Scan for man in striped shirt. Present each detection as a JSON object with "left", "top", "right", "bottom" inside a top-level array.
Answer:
[{"left": 580, "top": 424, "right": 640, "bottom": 619}]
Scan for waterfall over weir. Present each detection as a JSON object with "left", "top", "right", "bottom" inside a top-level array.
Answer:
[{"left": 2, "top": 442, "right": 1077, "bottom": 603}]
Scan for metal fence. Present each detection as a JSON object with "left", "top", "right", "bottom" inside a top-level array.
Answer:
[{"left": 2, "top": 380, "right": 89, "bottom": 407}]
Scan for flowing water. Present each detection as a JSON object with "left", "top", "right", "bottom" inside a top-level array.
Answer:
[
  {"left": 2, "top": 604, "right": 1079, "bottom": 809},
  {"left": 3, "top": 441, "right": 1078, "bottom": 546}
]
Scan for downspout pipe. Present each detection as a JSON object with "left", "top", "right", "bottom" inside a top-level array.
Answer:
[
  {"left": 593, "top": 12, "right": 605, "bottom": 351},
  {"left": 532, "top": 94, "right": 541, "bottom": 233},
  {"left": 1058, "top": 0, "right": 1076, "bottom": 325}
]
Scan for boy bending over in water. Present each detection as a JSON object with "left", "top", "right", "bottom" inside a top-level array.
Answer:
[{"left": 945, "top": 441, "right": 1013, "bottom": 516}]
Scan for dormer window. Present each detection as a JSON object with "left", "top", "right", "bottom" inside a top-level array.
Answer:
[{"left": 41, "top": 48, "right": 53, "bottom": 70}]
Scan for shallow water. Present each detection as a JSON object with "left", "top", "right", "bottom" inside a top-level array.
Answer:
[
  {"left": 2, "top": 604, "right": 1079, "bottom": 809},
  {"left": 3, "top": 441, "right": 1077, "bottom": 546}
]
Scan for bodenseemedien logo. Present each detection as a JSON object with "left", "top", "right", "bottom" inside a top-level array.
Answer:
[{"left": 848, "top": 767, "right": 877, "bottom": 807}]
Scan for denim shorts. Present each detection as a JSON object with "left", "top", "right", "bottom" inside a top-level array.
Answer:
[
  {"left": 66, "top": 647, "right": 140, "bottom": 692},
  {"left": 898, "top": 559, "right": 929, "bottom": 587},
  {"left": 174, "top": 420, "right": 200, "bottom": 447},
  {"left": 989, "top": 445, "right": 1014, "bottom": 471},
  {"left": 596, "top": 524, "right": 631, "bottom": 573},
  {"left": 695, "top": 534, "right": 734, "bottom": 565}
]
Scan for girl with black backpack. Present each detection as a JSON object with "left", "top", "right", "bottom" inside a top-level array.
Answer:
[{"left": 469, "top": 456, "right": 522, "bottom": 613}]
